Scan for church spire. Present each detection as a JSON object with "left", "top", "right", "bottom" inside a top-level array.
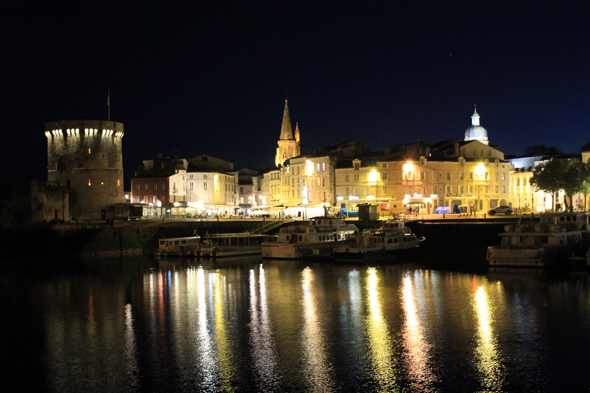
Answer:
[
  {"left": 295, "top": 122, "right": 300, "bottom": 143},
  {"left": 280, "top": 100, "right": 294, "bottom": 140}
]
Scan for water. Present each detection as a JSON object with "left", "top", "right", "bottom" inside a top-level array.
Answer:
[{"left": 2, "top": 256, "right": 590, "bottom": 392}]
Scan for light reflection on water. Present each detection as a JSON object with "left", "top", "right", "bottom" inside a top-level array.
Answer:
[
  {"left": 472, "top": 284, "right": 505, "bottom": 391},
  {"left": 5, "top": 257, "right": 590, "bottom": 391},
  {"left": 301, "top": 266, "right": 336, "bottom": 392},
  {"left": 365, "top": 268, "right": 399, "bottom": 391}
]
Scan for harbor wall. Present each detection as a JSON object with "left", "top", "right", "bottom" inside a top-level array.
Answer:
[{"left": 0, "top": 219, "right": 512, "bottom": 260}]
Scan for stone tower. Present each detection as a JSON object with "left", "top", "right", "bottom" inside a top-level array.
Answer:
[
  {"left": 275, "top": 100, "right": 301, "bottom": 167},
  {"left": 45, "top": 119, "right": 124, "bottom": 220}
]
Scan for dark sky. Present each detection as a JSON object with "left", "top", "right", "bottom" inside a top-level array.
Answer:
[{"left": 2, "top": 3, "right": 590, "bottom": 198}]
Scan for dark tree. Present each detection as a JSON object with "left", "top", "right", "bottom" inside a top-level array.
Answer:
[{"left": 523, "top": 145, "right": 563, "bottom": 156}]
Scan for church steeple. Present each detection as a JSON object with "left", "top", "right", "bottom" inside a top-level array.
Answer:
[
  {"left": 275, "top": 99, "right": 301, "bottom": 167},
  {"left": 280, "top": 100, "right": 294, "bottom": 140}
]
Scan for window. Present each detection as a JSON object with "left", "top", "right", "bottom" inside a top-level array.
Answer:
[
  {"left": 136, "top": 196, "right": 140, "bottom": 203},
  {"left": 204, "top": 174, "right": 208, "bottom": 179},
  {"left": 153, "top": 196, "right": 157, "bottom": 203},
  {"left": 354, "top": 174, "right": 359, "bottom": 182},
  {"left": 354, "top": 162, "right": 360, "bottom": 170},
  {"left": 136, "top": 185, "right": 139, "bottom": 191},
  {"left": 502, "top": 173, "right": 505, "bottom": 180},
  {"left": 485, "top": 186, "right": 489, "bottom": 193},
  {"left": 517, "top": 179, "right": 521, "bottom": 186},
  {"left": 189, "top": 182, "right": 194, "bottom": 190},
  {"left": 154, "top": 184, "right": 158, "bottom": 190},
  {"left": 322, "top": 177, "right": 325, "bottom": 187},
  {"left": 433, "top": 185, "right": 438, "bottom": 194},
  {"left": 446, "top": 185, "right": 451, "bottom": 194},
  {"left": 446, "top": 172, "right": 451, "bottom": 180},
  {"left": 495, "top": 185, "right": 499, "bottom": 193},
  {"left": 345, "top": 174, "right": 349, "bottom": 182},
  {"left": 162, "top": 196, "right": 166, "bottom": 203},
  {"left": 469, "top": 172, "right": 473, "bottom": 180},
  {"left": 485, "top": 172, "right": 489, "bottom": 180},
  {"left": 468, "top": 185, "right": 473, "bottom": 193},
  {"left": 459, "top": 185, "right": 464, "bottom": 194},
  {"left": 345, "top": 187, "right": 350, "bottom": 196},
  {"left": 382, "top": 163, "right": 387, "bottom": 168},
  {"left": 382, "top": 172, "right": 388, "bottom": 180},
  {"left": 407, "top": 171, "right": 413, "bottom": 180},
  {"left": 162, "top": 184, "right": 166, "bottom": 190},
  {"left": 502, "top": 186, "right": 506, "bottom": 193},
  {"left": 495, "top": 173, "right": 498, "bottom": 180},
  {"left": 421, "top": 172, "right": 425, "bottom": 180},
  {"left": 144, "top": 196, "right": 148, "bottom": 203},
  {"left": 189, "top": 174, "right": 193, "bottom": 179},
  {"left": 88, "top": 179, "right": 91, "bottom": 186},
  {"left": 88, "top": 148, "right": 91, "bottom": 154},
  {"left": 317, "top": 163, "right": 320, "bottom": 173},
  {"left": 322, "top": 163, "right": 326, "bottom": 172},
  {"left": 144, "top": 184, "right": 148, "bottom": 190},
  {"left": 202, "top": 156, "right": 208, "bottom": 162}
]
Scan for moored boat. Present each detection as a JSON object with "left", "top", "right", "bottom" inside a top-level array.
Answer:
[
  {"left": 261, "top": 217, "right": 359, "bottom": 259},
  {"left": 487, "top": 212, "right": 590, "bottom": 268},
  {"left": 155, "top": 236, "right": 202, "bottom": 258},
  {"left": 332, "top": 220, "right": 423, "bottom": 262},
  {"left": 199, "top": 233, "right": 274, "bottom": 258}
]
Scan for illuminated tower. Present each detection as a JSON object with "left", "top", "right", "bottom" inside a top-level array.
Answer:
[
  {"left": 464, "top": 106, "right": 489, "bottom": 145},
  {"left": 45, "top": 119, "right": 124, "bottom": 220},
  {"left": 275, "top": 100, "right": 301, "bottom": 167}
]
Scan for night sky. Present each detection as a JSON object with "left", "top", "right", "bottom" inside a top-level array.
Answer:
[{"left": 2, "top": 3, "right": 590, "bottom": 198}]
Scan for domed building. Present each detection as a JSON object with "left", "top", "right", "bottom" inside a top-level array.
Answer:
[{"left": 464, "top": 107, "right": 489, "bottom": 145}]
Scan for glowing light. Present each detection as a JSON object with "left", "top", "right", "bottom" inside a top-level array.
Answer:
[
  {"left": 475, "top": 163, "right": 486, "bottom": 179},
  {"left": 306, "top": 160, "right": 314, "bottom": 176},
  {"left": 403, "top": 161, "right": 415, "bottom": 172},
  {"left": 349, "top": 196, "right": 359, "bottom": 200},
  {"left": 173, "top": 202, "right": 179, "bottom": 207},
  {"left": 403, "top": 198, "right": 409, "bottom": 204},
  {"left": 368, "top": 169, "right": 378, "bottom": 182},
  {"left": 424, "top": 198, "right": 431, "bottom": 203},
  {"left": 337, "top": 196, "right": 344, "bottom": 201}
]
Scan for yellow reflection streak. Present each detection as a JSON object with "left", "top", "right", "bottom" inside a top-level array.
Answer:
[
  {"left": 301, "top": 267, "right": 335, "bottom": 392},
  {"left": 214, "top": 271, "right": 235, "bottom": 392},
  {"left": 365, "top": 268, "right": 398, "bottom": 392},
  {"left": 401, "top": 274, "right": 435, "bottom": 390},
  {"left": 473, "top": 286, "right": 504, "bottom": 391},
  {"left": 249, "top": 266, "right": 280, "bottom": 388}
]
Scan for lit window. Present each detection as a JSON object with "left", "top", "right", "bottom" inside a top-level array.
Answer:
[
  {"left": 117, "top": 180, "right": 121, "bottom": 187},
  {"left": 88, "top": 179, "right": 91, "bottom": 186},
  {"left": 502, "top": 173, "right": 505, "bottom": 180},
  {"left": 88, "top": 148, "right": 91, "bottom": 154},
  {"left": 162, "top": 184, "right": 166, "bottom": 190},
  {"left": 153, "top": 196, "right": 157, "bottom": 203},
  {"left": 145, "top": 184, "right": 148, "bottom": 190},
  {"left": 154, "top": 184, "right": 157, "bottom": 190}
]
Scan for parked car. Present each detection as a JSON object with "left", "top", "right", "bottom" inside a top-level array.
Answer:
[{"left": 488, "top": 206, "right": 514, "bottom": 215}]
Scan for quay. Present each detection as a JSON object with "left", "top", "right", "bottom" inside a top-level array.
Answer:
[{"left": 1, "top": 213, "right": 529, "bottom": 260}]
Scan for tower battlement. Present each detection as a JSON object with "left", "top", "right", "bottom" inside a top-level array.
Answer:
[{"left": 45, "top": 119, "right": 124, "bottom": 220}]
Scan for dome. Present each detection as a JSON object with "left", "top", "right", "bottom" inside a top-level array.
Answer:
[{"left": 464, "top": 107, "right": 489, "bottom": 145}]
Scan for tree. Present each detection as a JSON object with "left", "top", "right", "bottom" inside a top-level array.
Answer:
[
  {"left": 523, "top": 145, "right": 563, "bottom": 157},
  {"left": 531, "top": 158, "right": 588, "bottom": 211}
]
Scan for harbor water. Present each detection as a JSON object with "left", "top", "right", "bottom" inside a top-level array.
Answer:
[{"left": 2, "top": 255, "right": 590, "bottom": 392}]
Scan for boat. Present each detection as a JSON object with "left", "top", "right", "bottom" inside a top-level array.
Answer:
[
  {"left": 332, "top": 220, "right": 423, "bottom": 262},
  {"left": 198, "top": 233, "right": 274, "bottom": 258},
  {"left": 155, "top": 233, "right": 274, "bottom": 258},
  {"left": 155, "top": 236, "right": 202, "bottom": 258},
  {"left": 487, "top": 212, "right": 590, "bottom": 268},
  {"left": 261, "top": 217, "right": 359, "bottom": 259}
]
